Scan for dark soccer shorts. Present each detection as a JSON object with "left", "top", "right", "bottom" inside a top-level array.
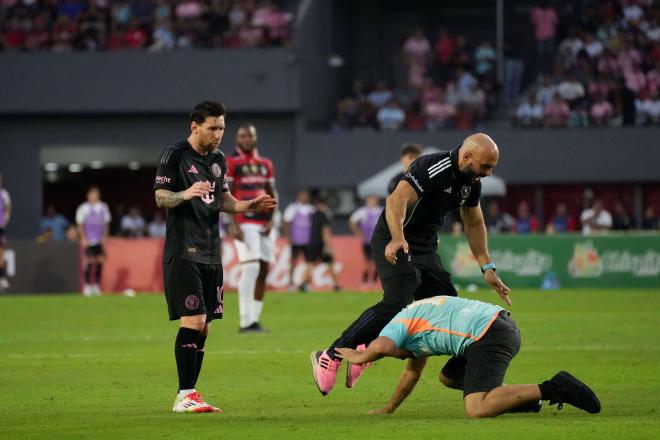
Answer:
[
  {"left": 291, "top": 244, "right": 315, "bottom": 262},
  {"left": 441, "top": 311, "right": 521, "bottom": 396},
  {"left": 306, "top": 245, "right": 333, "bottom": 263},
  {"left": 85, "top": 244, "right": 105, "bottom": 257},
  {"left": 163, "top": 256, "right": 224, "bottom": 322}
]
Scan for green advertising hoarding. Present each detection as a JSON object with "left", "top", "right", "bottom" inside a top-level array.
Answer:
[{"left": 437, "top": 233, "right": 660, "bottom": 288}]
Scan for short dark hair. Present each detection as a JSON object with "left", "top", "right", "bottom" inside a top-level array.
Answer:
[
  {"left": 88, "top": 185, "right": 100, "bottom": 193},
  {"left": 190, "top": 101, "right": 226, "bottom": 124},
  {"left": 237, "top": 122, "right": 256, "bottom": 132},
  {"left": 400, "top": 143, "right": 423, "bottom": 158}
]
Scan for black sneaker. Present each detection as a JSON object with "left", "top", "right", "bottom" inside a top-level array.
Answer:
[
  {"left": 545, "top": 371, "right": 601, "bottom": 414},
  {"left": 239, "top": 322, "right": 270, "bottom": 334},
  {"left": 508, "top": 400, "right": 543, "bottom": 414},
  {"left": 298, "top": 284, "right": 309, "bottom": 293}
]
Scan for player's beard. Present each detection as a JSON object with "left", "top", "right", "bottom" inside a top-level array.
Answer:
[{"left": 462, "top": 164, "right": 480, "bottom": 182}]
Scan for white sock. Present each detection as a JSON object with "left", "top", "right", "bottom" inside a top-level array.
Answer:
[
  {"left": 251, "top": 299, "right": 264, "bottom": 324},
  {"left": 238, "top": 261, "right": 259, "bottom": 328},
  {"left": 179, "top": 388, "right": 196, "bottom": 398}
]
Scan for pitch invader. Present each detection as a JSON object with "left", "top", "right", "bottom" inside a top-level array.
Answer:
[
  {"left": 0, "top": 173, "right": 11, "bottom": 293},
  {"left": 226, "top": 123, "right": 278, "bottom": 333},
  {"left": 154, "top": 102, "right": 276, "bottom": 413},
  {"left": 76, "top": 186, "right": 111, "bottom": 296}
]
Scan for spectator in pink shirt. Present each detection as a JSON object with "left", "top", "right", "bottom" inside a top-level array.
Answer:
[
  {"left": 419, "top": 78, "right": 442, "bottom": 106},
  {"left": 403, "top": 29, "right": 431, "bottom": 64},
  {"left": 530, "top": 1, "right": 559, "bottom": 74},
  {"left": 624, "top": 66, "right": 647, "bottom": 93},
  {"left": 590, "top": 94, "right": 614, "bottom": 126},
  {"left": 544, "top": 93, "right": 570, "bottom": 127},
  {"left": 424, "top": 91, "right": 456, "bottom": 130},
  {"left": 597, "top": 49, "right": 620, "bottom": 77},
  {"left": 617, "top": 40, "right": 642, "bottom": 73}
]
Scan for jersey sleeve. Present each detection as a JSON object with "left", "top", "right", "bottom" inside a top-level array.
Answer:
[
  {"left": 401, "top": 153, "right": 451, "bottom": 196},
  {"left": 153, "top": 148, "right": 179, "bottom": 191},
  {"left": 75, "top": 204, "right": 87, "bottom": 225},
  {"left": 1, "top": 189, "right": 10, "bottom": 206},
  {"left": 465, "top": 180, "right": 482, "bottom": 207},
  {"left": 103, "top": 203, "right": 112, "bottom": 223},
  {"left": 379, "top": 319, "right": 408, "bottom": 349},
  {"left": 349, "top": 207, "right": 366, "bottom": 224}
]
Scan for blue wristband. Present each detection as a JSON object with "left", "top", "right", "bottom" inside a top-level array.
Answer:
[{"left": 481, "top": 262, "right": 496, "bottom": 273}]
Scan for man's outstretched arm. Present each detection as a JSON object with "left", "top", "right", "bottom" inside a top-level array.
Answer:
[
  {"left": 335, "top": 336, "right": 408, "bottom": 364},
  {"left": 369, "top": 357, "right": 428, "bottom": 414}
]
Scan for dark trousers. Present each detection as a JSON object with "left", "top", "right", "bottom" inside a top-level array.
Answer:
[{"left": 328, "top": 230, "right": 457, "bottom": 355}]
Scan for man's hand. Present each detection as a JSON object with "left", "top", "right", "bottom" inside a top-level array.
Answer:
[
  {"left": 335, "top": 348, "right": 368, "bottom": 365},
  {"left": 384, "top": 238, "right": 409, "bottom": 265},
  {"left": 248, "top": 194, "right": 278, "bottom": 212},
  {"left": 183, "top": 181, "right": 212, "bottom": 200},
  {"left": 484, "top": 270, "right": 512, "bottom": 306},
  {"left": 368, "top": 406, "right": 394, "bottom": 415}
]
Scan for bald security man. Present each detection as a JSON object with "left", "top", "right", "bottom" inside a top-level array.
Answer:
[{"left": 311, "top": 133, "right": 511, "bottom": 396}]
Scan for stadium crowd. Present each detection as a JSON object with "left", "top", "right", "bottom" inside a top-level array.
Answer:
[
  {"left": 0, "top": 0, "right": 293, "bottom": 51},
  {"left": 516, "top": 1, "right": 660, "bottom": 128},
  {"left": 332, "top": 30, "right": 497, "bottom": 132}
]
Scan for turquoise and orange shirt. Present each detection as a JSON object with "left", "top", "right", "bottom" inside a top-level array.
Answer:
[{"left": 379, "top": 296, "right": 504, "bottom": 357}]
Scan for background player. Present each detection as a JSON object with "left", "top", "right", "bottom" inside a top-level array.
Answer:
[
  {"left": 75, "top": 186, "right": 111, "bottom": 296},
  {"left": 335, "top": 295, "right": 601, "bottom": 418},
  {"left": 311, "top": 133, "right": 511, "bottom": 396},
  {"left": 0, "top": 174, "right": 11, "bottom": 293},
  {"left": 154, "top": 101, "right": 276, "bottom": 413},
  {"left": 283, "top": 189, "right": 315, "bottom": 291},
  {"left": 226, "top": 123, "right": 277, "bottom": 333},
  {"left": 300, "top": 197, "right": 341, "bottom": 291},
  {"left": 387, "top": 143, "right": 423, "bottom": 194},
  {"left": 349, "top": 195, "right": 383, "bottom": 290}
]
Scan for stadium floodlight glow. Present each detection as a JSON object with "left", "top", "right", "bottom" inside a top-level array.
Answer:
[
  {"left": 128, "top": 161, "right": 141, "bottom": 170},
  {"left": 44, "top": 162, "right": 58, "bottom": 172},
  {"left": 68, "top": 163, "right": 83, "bottom": 173},
  {"left": 90, "top": 160, "right": 104, "bottom": 169}
]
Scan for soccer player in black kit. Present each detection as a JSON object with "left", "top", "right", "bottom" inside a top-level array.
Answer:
[
  {"left": 154, "top": 101, "right": 276, "bottom": 413},
  {"left": 311, "top": 133, "right": 512, "bottom": 396}
]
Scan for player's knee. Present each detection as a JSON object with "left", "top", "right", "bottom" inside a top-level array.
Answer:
[
  {"left": 181, "top": 315, "right": 206, "bottom": 331},
  {"left": 464, "top": 400, "right": 496, "bottom": 419}
]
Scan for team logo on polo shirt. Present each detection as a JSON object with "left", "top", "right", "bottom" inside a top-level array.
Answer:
[
  {"left": 212, "top": 163, "right": 222, "bottom": 178},
  {"left": 461, "top": 185, "right": 471, "bottom": 199}
]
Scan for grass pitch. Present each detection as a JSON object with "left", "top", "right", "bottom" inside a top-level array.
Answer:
[{"left": 1, "top": 289, "right": 659, "bottom": 439}]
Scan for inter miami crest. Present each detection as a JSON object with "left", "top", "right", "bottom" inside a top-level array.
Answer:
[{"left": 460, "top": 185, "right": 471, "bottom": 205}]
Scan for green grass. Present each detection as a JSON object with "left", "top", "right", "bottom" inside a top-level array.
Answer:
[{"left": 1, "top": 289, "right": 659, "bottom": 439}]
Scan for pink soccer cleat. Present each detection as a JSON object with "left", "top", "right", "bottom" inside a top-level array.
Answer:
[
  {"left": 310, "top": 350, "right": 341, "bottom": 396},
  {"left": 345, "top": 344, "right": 373, "bottom": 389}
]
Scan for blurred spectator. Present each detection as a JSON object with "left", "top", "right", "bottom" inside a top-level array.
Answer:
[
  {"left": 377, "top": 99, "right": 406, "bottom": 131},
  {"left": 611, "top": 78, "right": 637, "bottom": 125},
  {"left": 424, "top": 91, "right": 455, "bottom": 130},
  {"left": 403, "top": 29, "right": 431, "bottom": 64},
  {"left": 458, "top": 83, "right": 486, "bottom": 122},
  {"left": 612, "top": 202, "right": 633, "bottom": 231},
  {"left": 148, "top": 211, "right": 167, "bottom": 237},
  {"left": 580, "top": 199, "right": 613, "bottom": 235},
  {"left": 536, "top": 76, "right": 557, "bottom": 107},
  {"left": 641, "top": 206, "right": 659, "bottom": 230},
  {"left": 546, "top": 203, "right": 575, "bottom": 233},
  {"left": 503, "top": 33, "right": 524, "bottom": 102},
  {"left": 512, "top": 202, "right": 538, "bottom": 234},
  {"left": 637, "top": 90, "right": 660, "bottom": 125},
  {"left": 121, "top": 207, "right": 146, "bottom": 237},
  {"left": 473, "top": 40, "right": 496, "bottom": 76},
  {"left": 41, "top": 205, "right": 69, "bottom": 241},
  {"left": 149, "top": 19, "right": 175, "bottom": 51},
  {"left": 515, "top": 95, "right": 544, "bottom": 128},
  {"left": 530, "top": 1, "right": 558, "bottom": 74},
  {"left": 484, "top": 201, "right": 514, "bottom": 233},
  {"left": 589, "top": 94, "right": 614, "bottom": 126},
  {"left": 557, "top": 74, "right": 586, "bottom": 108},
  {"left": 434, "top": 29, "right": 455, "bottom": 66},
  {"left": 544, "top": 93, "right": 570, "bottom": 127},
  {"left": 367, "top": 81, "right": 394, "bottom": 110},
  {"left": 65, "top": 224, "right": 79, "bottom": 242}
]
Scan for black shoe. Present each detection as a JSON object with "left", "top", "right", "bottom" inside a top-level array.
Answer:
[
  {"left": 508, "top": 400, "right": 543, "bottom": 414},
  {"left": 239, "top": 322, "right": 270, "bottom": 334},
  {"left": 545, "top": 371, "right": 601, "bottom": 414},
  {"left": 298, "top": 284, "right": 308, "bottom": 293},
  {"left": 333, "top": 285, "right": 341, "bottom": 292}
]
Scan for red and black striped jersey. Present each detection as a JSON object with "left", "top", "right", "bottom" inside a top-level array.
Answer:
[{"left": 226, "top": 147, "right": 275, "bottom": 224}]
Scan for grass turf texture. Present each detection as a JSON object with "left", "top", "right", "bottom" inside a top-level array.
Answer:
[{"left": 1, "top": 289, "right": 659, "bottom": 440}]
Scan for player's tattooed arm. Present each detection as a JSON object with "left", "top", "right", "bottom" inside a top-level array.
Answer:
[{"left": 155, "top": 189, "right": 187, "bottom": 208}]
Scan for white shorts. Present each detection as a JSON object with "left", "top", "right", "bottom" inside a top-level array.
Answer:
[{"left": 233, "top": 223, "right": 274, "bottom": 263}]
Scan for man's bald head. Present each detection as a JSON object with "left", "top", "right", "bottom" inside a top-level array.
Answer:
[{"left": 458, "top": 133, "right": 500, "bottom": 182}]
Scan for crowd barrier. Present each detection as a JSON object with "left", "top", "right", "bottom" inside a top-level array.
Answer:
[{"left": 4, "top": 234, "right": 658, "bottom": 294}]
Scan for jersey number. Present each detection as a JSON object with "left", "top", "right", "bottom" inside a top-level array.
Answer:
[{"left": 201, "top": 182, "right": 216, "bottom": 205}]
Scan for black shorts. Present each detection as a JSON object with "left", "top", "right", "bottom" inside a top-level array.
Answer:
[
  {"left": 86, "top": 244, "right": 105, "bottom": 257},
  {"left": 163, "top": 256, "right": 224, "bottom": 322},
  {"left": 371, "top": 230, "right": 457, "bottom": 309},
  {"left": 441, "top": 312, "right": 521, "bottom": 396},
  {"left": 362, "top": 243, "right": 373, "bottom": 260},
  {"left": 0, "top": 227, "right": 6, "bottom": 246},
  {"left": 307, "top": 245, "right": 333, "bottom": 263},
  {"left": 291, "top": 244, "right": 314, "bottom": 262}
]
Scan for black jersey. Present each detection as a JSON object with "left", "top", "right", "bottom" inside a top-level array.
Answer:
[
  {"left": 375, "top": 147, "right": 481, "bottom": 253},
  {"left": 309, "top": 209, "right": 330, "bottom": 247},
  {"left": 387, "top": 171, "right": 405, "bottom": 195},
  {"left": 154, "top": 140, "right": 230, "bottom": 265}
]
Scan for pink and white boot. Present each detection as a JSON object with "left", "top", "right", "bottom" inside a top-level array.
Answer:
[
  {"left": 310, "top": 350, "right": 341, "bottom": 396},
  {"left": 346, "top": 344, "right": 373, "bottom": 389}
]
